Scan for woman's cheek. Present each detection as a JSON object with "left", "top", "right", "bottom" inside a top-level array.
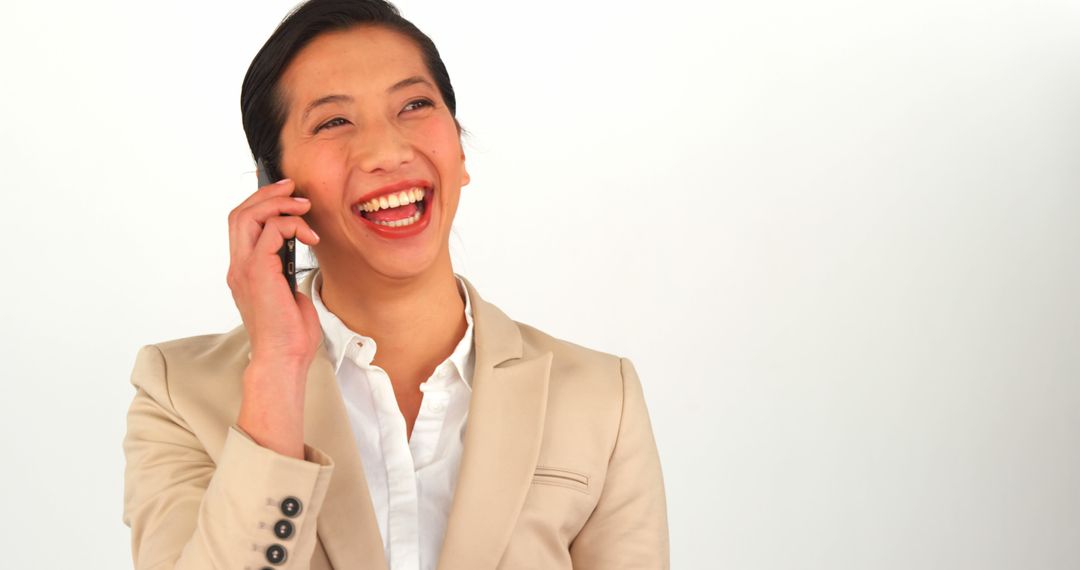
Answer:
[{"left": 410, "top": 116, "right": 458, "bottom": 153}]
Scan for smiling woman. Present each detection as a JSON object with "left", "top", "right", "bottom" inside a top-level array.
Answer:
[
  {"left": 121, "top": 1, "right": 669, "bottom": 569},
  {"left": 273, "top": 25, "right": 469, "bottom": 279}
]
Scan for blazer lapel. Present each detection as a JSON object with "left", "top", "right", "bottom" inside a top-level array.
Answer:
[
  {"left": 436, "top": 276, "right": 553, "bottom": 570},
  {"left": 298, "top": 271, "right": 389, "bottom": 569}
]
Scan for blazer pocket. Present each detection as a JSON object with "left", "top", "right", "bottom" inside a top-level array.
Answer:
[{"left": 532, "top": 465, "right": 590, "bottom": 495}]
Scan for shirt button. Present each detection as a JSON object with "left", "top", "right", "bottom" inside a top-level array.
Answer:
[
  {"left": 430, "top": 401, "right": 446, "bottom": 412},
  {"left": 437, "top": 365, "right": 449, "bottom": 378}
]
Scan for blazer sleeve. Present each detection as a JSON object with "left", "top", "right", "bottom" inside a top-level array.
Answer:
[
  {"left": 569, "top": 357, "right": 671, "bottom": 569},
  {"left": 122, "top": 344, "right": 335, "bottom": 570}
]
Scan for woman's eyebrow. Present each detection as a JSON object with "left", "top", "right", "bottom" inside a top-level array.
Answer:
[
  {"left": 302, "top": 94, "right": 352, "bottom": 122},
  {"left": 300, "top": 76, "right": 435, "bottom": 122},
  {"left": 389, "top": 75, "right": 434, "bottom": 93}
]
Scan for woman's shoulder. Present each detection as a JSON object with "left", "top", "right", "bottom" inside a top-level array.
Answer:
[
  {"left": 514, "top": 320, "right": 618, "bottom": 362},
  {"left": 129, "top": 325, "right": 251, "bottom": 398},
  {"left": 139, "top": 324, "right": 251, "bottom": 367},
  {"left": 510, "top": 319, "right": 632, "bottom": 391}
]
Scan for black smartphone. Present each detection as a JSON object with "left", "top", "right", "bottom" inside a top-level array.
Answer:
[{"left": 256, "top": 158, "right": 297, "bottom": 294}]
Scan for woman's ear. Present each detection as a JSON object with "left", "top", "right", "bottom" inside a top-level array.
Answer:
[{"left": 460, "top": 152, "right": 470, "bottom": 187}]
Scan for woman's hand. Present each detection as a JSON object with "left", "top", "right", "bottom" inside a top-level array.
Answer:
[{"left": 226, "top": 177, "right": 322, "bottom": 459}]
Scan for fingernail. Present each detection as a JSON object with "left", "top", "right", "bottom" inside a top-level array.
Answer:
[
  {"left": 293, "top": 196, "right": 309, "bottom": 202},
  {"left": 275, "top": 178, "right": 291, "bottom": 185},
  {"left": 311, "top": 229, "right": 320, "bottom": 241}
]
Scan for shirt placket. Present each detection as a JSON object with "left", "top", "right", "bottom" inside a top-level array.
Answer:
[
  {"left": 350, "top": 344, "right": 421, "bottom": 570},
  {"left": 411, "top": 364, "right": 455, "bottom": 469}
]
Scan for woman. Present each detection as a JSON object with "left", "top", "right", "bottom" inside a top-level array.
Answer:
[{"left": 122, "top": 1, "right": 669, "bottom": 568}]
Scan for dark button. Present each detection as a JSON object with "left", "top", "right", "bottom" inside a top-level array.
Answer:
[
  {"left": 274, "top": 519, "right": 295, "bottom": 540},
  {"left": 265, "top": 544, "right": 288, "bottom": 565},
  {"left": 280, "top": 496, "right": 303, "bottom": 518}
]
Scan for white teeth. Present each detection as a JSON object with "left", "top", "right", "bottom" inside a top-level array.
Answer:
[
  {"left": 354, "top": 185, "right": 428, "bottom": 228},
  {"left": 360, "top": 186, "right": 428, "bottom": 212},
  {"left": 370, "top": 209, "right": 422, "bottom": 227}
]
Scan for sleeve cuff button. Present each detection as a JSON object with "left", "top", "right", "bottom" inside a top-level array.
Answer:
[
  {"left": 274, "top": 519, "right": 295, "bottom": 539},
  {"left": 265, "top": 543, "right": 288, "bottom": 565},
  {"left": 280, "top": 496, "right": 303, "bottom": 518}
]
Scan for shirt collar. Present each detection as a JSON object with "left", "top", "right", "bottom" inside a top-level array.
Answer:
[{"left": 311, "top": 270, "right": 475, "bottom": 391}]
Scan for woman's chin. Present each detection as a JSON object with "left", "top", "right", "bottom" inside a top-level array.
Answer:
[
  {"left": 360, "top": 245, "right": 446, "bottom": 281},
  {"left": 370, "top": 261, "right": 435, "bottom": 281},
  {"left": 318, "top": 210, "right": 450, "bottom": 280}
]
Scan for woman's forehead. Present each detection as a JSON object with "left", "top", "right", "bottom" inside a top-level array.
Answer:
[
  {"left": 284, "top": 26, "right": 426, "bottom": 89},
  {"left": 278, "top": 26, "right": 433, "bottom": 120}
]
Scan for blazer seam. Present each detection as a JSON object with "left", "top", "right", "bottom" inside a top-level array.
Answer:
[
  {"left": 147, "top": 344, "right": 198, "bottom": 436},
  {"left": 149, "top": 343, "right": 180, "bottom": 414},
  {"left": 608, "top": 356, "right": 630, "bottom": 466}
]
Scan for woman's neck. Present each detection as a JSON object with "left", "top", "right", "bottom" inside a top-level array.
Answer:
[{"left": 316, "top": 257, "right": 467, "bottom": 388}]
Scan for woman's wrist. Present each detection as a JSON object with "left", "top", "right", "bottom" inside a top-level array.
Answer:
[
  {"left": 244, "top": 355, "right": 311, "bottom": 387},
  {"left": 236, "top": 408, "right": 305, "bottom": 460},
  {"left": 237, "top": 361, "right": 309, "bottom": 460}
]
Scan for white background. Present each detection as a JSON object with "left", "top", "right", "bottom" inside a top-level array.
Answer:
[{"left": 2, "top": 0, "right": 1079, "bottom": 568}]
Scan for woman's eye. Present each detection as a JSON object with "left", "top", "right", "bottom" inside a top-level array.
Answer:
[
  {"left": 403, "top": 98, "right": 434, "bottom": 113},
  {"left": 314, "top": 117, "right": 348, "bottom": 133},
  {"left": 314, "top": 99, "right": 432, "bottom": 133}
]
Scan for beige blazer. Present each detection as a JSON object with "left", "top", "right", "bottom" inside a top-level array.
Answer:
[{"left": 122, "top": 270, "right": 669, "bottom": 569}]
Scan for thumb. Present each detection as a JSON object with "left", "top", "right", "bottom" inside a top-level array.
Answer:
[{"left": 295, "top": 290, "right": 322, "bottom": 339}]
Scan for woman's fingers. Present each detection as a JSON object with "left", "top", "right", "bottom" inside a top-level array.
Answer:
[
  {"left": 232, "top": 216, "right": 316, "bottom": 302},
  {"left": 231, "top": 195, "right": 315, "bottom": 257},
  {"left": 243, "top": 177, "right": 295, "bottom": 210},
  {"left": 228, "top": 178, "right": 295, "bottom": 255},
  {"left": 250, "top": 215, "right": 320, "bottom": 263}
]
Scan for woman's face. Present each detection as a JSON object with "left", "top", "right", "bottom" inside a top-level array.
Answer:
[{"left": 276, "top": 25, "right": 469, "bottom": 281}]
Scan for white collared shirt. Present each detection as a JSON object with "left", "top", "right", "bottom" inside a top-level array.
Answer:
[{"left": 311, "top": 270, "right": 475, "bottom": 570}]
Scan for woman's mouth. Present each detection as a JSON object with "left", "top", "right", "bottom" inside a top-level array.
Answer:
[{"left": 351, "top": 186, "right": 433, "bottom": 237}]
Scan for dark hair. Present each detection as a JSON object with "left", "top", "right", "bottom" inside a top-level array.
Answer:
[{"left": 240, "top": 0, "right": 465, "bottom": 183}]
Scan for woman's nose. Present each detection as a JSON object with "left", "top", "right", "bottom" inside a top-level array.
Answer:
[{"left": 352, "top": 118, "right": 415, "bottom": 173}]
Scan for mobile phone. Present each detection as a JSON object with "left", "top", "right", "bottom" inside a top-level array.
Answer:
[{"left": 256, "top": 158, "right": 297, "bottom": 294}]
